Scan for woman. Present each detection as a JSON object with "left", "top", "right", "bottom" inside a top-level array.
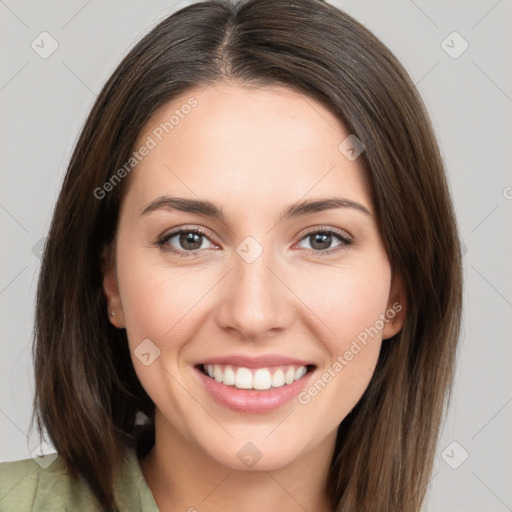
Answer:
[{"left": 0, "top": 0, "right": 463, "bottom": 510}]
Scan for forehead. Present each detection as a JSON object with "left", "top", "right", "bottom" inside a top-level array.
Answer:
[{"left": 124, "top": 83, "right": 371, "bottom": 216}]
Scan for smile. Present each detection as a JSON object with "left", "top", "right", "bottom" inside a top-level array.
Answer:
[
  {"left": 199, "top": 363, "right": 312, "bottom": 390},
  {"left": 194, "top": 357, "right": 316, "bottom": 413}
]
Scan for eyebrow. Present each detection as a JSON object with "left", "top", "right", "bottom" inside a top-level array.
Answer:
[{"left": 140, "top": 196, "right": 372, "bottom": 221}]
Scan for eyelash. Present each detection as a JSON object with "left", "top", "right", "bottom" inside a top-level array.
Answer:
[{"left": 154, "top": 226, "right": 354, "bottom": 258}]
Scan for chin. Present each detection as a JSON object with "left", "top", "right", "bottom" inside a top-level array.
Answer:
[{"left": 192, "top": 430, "right": 310, "bottom": 472}]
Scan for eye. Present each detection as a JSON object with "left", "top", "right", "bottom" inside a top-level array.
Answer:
[
  {"left": 155, "top": 227, "right": 216, "bottom": 257},
  {"left": 295, "top": 228, "right": 353, "bottom": 255},
  {"left": 155, "top": 226, "right": 353, "bottom": 258}
]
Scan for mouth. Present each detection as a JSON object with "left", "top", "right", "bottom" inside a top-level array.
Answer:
[
  {"left": 193, "top": 354, "right": 317, "bottom": 414},
  {"left": 193, "top": 359, "right": 316, "bottom": 413},
  {"left": 196, "top": 363, "right": 316, "bottom": 391}
]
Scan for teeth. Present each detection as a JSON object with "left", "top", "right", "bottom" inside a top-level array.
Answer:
[
  {"left": 285, "top": 367, "right": 295, "bottom": 385},
  {"left": 235, "top": 367, "right": 253, "bottom": 389},
  {"left": 271, "top": 369, "right": 285, "bottom": 388},
  {"left": 202, "top": 364, "right": 309, "bottom": 390},
  {"left": 295, "top": 366, "right": 307, "bottom": 380},
  {"left": 223, "top": 365, "right": 235, "bottom": 385},
  {"left": 213, "top": 365, "right": 223, "bottom": 383},
  {"left": 253, "top": 369, "right": 272, "bottom": 390}
]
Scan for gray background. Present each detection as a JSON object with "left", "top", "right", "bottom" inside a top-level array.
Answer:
[{"left": 1, "top": 1, "right": 511, "bottom": 511}]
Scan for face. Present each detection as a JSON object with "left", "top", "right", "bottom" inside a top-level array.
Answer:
[{"left": 103, "top": 82, "right": 405, "bottom": 471}]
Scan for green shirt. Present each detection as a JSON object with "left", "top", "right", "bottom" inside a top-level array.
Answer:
[{"left": 0, "top": 446, "right": 159, "bottom": 511}]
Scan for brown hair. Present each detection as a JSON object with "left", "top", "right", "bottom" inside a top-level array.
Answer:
[{"left": 30, "top": 0, "right": 463, "bottom": 510}]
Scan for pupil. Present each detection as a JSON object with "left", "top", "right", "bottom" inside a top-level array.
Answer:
[
  {"left": 180, "top": 232, "right": 202, "bottom": 250},
  {"left": 311, "top": 233, "right": 331, "bottom": 250}
]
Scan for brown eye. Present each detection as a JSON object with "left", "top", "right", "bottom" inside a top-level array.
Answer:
[
  {"left": 156, "top": 227, "right": 215, "bottom": 257},
  {"left": 296, "top": 228, "right": 353, "bottom": 254},
  {"left": 175, "top": 232, "right": 205, "bottom": 251}
]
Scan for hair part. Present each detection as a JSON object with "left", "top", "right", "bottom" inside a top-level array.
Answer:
[{"left": 30, "top": 1, "right": 463, "bottom": 510}]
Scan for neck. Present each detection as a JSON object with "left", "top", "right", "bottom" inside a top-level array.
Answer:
[{"left": 139, "top": 413, "right": 336, "bottom": 512}]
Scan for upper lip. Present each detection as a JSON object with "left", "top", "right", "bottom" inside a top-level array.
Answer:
[{"left": 197, "top": 355, "right": 315, "bottom": 369}]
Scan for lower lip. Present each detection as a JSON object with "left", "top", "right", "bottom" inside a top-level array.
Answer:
[{"left": 195, "top": 366, "right": 314, "bottom": 413}]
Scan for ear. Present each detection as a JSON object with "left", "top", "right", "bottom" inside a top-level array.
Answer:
[
  {"left": 382, "top": 269, "right": 407, "bottom": 340},
  {"left": 101, "top": 244, "right": 126, "bottom": 329}
]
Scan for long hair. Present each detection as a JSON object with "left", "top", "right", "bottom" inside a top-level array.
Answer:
[{"left": 30, "top": 1, "right": 463, "bottom": 510}]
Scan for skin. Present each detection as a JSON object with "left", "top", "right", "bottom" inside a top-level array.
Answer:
[{"left": 102, "top": 82, "right": 406, "bottom": 512}]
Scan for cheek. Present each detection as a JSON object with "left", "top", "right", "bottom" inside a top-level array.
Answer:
[
  {"left": 289, "top": 257, "right": 391, "bottom": 344},
  {"left": 115, "top": 248, "right": 211, "bottom": 425},
  {"left": 291, "top": 260, "right": 390, "bottom": 407},
  {"left": 117, "top": 260, "right": 206, "bottom": 346}
]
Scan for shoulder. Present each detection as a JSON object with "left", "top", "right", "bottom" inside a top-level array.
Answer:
[
  {"left": 0, "top": 454, "right": 100, "bottom": 511},
  {"left": 0, "top": 445, "right": 159, "bottom": 512}
]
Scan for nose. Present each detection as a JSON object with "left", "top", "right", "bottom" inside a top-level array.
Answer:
[{"left": 215, "top": 247, "right": 296, "bottom": 342}]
